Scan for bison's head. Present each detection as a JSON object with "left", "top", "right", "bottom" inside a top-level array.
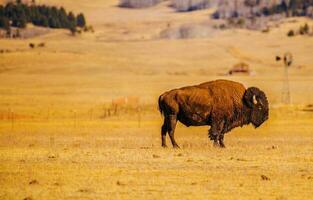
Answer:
[{"left": 244, "top": 87, "right": 269, "bottom": 128}]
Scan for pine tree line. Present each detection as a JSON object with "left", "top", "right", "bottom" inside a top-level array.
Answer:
[{"left": 0, "top": 0, "right": 86, "bottom": 32}]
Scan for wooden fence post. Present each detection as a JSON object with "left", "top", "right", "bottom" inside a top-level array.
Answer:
[
  {"left": 10, "top": 108, "right": 14, "bottom": 131},
  {"left": 74, "top": 110, "right": 77, "bottom": 128},
  {"left": 137, "top": 106, "right": 141, "bottom": 128}
]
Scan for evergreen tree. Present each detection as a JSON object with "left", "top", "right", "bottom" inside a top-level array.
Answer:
[
  {"left": 0, "top": 5, "right": 4, "bottom": 16},
  {"left": 21, "top": 4, "right": 31, "bottom": 22},
  {"left": 30, "top": 5, "right": 40, "bottom": 24},
  {"left": 40, "top": 16, "right": 49, "bottom": 27},
  {"left": 9, "top": 3, "right": 27, "bottom": 28},
  {"left": 0, "top": 17, "right": 10, "bottom": 30},
  {"left": 1, "top": 1, "right": 88, "bottom": 33},
  {"left": 48, "top": 17, "right": 61, "bottom": 28},
  {"left": 48, "top": 17, "right": 57, "bottom": 28},
  {"left": 4, "top": 2, "right": 16, "bottom": 19},
  {"left": 67, "top": 11, "right": 76, "bottom": 29},
  {"left": 58, "top": 7, "right": 69, "bottom": 28},
  {"left": 76, "top": 13, "right": 86, "bottom": 27}
]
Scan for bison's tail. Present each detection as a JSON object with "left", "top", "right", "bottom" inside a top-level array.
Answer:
[{"left": 158, "top": 95, "right": 164, "bottom": 116}]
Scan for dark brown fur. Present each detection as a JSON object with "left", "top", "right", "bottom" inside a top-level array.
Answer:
[{"left": 158, "top": 79, "right": 269, "bottom": 148}]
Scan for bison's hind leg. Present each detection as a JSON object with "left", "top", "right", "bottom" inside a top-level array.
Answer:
[
  {"left": 161, "top": 119, "right": 168, "bottom": 148},
  {"left": 167, "top": 115, "right": 179, "bottom": 148},
  {"left": 162, "top": 114, "right": 179, "bottom": 148}
]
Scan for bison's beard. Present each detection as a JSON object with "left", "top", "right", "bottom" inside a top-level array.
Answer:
[
  {"left": 253, "top": 123, "right": 261, "bottom": 128},
  {"left": 250, "top": 109, "right": 268, "bottom": 129},
  {"left": 252, "top": 116, "right": 268, "bottom": 128}
]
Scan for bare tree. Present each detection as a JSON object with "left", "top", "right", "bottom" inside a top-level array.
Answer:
[
  {"left": 244, "top": 0, "right": 260, "bottom": 17},
  {"left": 119, "top": 0, "right": 162, "bottom": 8},
  {"left": 171, "top": 0, "right": 211, "bottom": 12}
]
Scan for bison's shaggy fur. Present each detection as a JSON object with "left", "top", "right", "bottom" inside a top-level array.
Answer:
[{"left": 158, "top": 79, "right": 269, "bottom": 148}]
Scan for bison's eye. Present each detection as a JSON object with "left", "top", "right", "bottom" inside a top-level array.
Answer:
[{"left": 258, "top": 106, "right": 262, "bottom": 110}]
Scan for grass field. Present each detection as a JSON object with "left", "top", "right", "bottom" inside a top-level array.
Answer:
[
  {"left": 0, "top": 0, "right": 313, "bottom": 199},
  {"left": 0, "top": 108, "right": 313, "bottom": 200}
]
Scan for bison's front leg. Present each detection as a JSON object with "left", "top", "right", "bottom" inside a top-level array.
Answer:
[
  {"left": 161, "top": 120, "right": 168, "bottom": 148},
  {"left": 208, "top": 121, "right": 225, "bottom": 148},
  {"left": 208, "top": 128, "right": 219, "bottom": 147},
  {"left": 218, "top": 134, "right": 225, "bottom": 148}
]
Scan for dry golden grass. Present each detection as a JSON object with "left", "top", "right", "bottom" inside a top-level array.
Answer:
[
  {"left": 0, "top": 0, "right": 313, "bottom": 199},
  {"left": 0, "top": 108, "right": 313, "bottom": 200}
]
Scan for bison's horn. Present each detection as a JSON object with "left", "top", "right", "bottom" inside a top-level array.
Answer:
[{"left": 253, "top": 95, "right": 258, "bottom": 105}]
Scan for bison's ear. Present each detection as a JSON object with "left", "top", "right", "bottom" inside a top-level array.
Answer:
[{"left": 244, "top": 87, "right": 260, "bottom": 108}]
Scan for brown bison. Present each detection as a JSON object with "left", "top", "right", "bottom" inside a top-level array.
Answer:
[{"left": 158, "top": 79, "right": 269, "bottom": 148}]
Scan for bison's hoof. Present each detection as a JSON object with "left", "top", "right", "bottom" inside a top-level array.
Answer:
[
  {"left": 213, "top": 142, "right": 219, "bottom": 148},
  {"left": 209, "top": 135, "right": 217, "bottom": 141},
  {"left": 173, "top": 144, "right": 180, "bottom": 149},
  {"left": 220, "top": 144, "right": 226, "bottom": 148},
  {"left": 162, "top": 144, "right": 168, "bottom": 148}
]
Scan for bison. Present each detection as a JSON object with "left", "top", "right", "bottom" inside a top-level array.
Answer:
[{"left": 158, "top": 79, "right": 269, "bottom": 148}]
